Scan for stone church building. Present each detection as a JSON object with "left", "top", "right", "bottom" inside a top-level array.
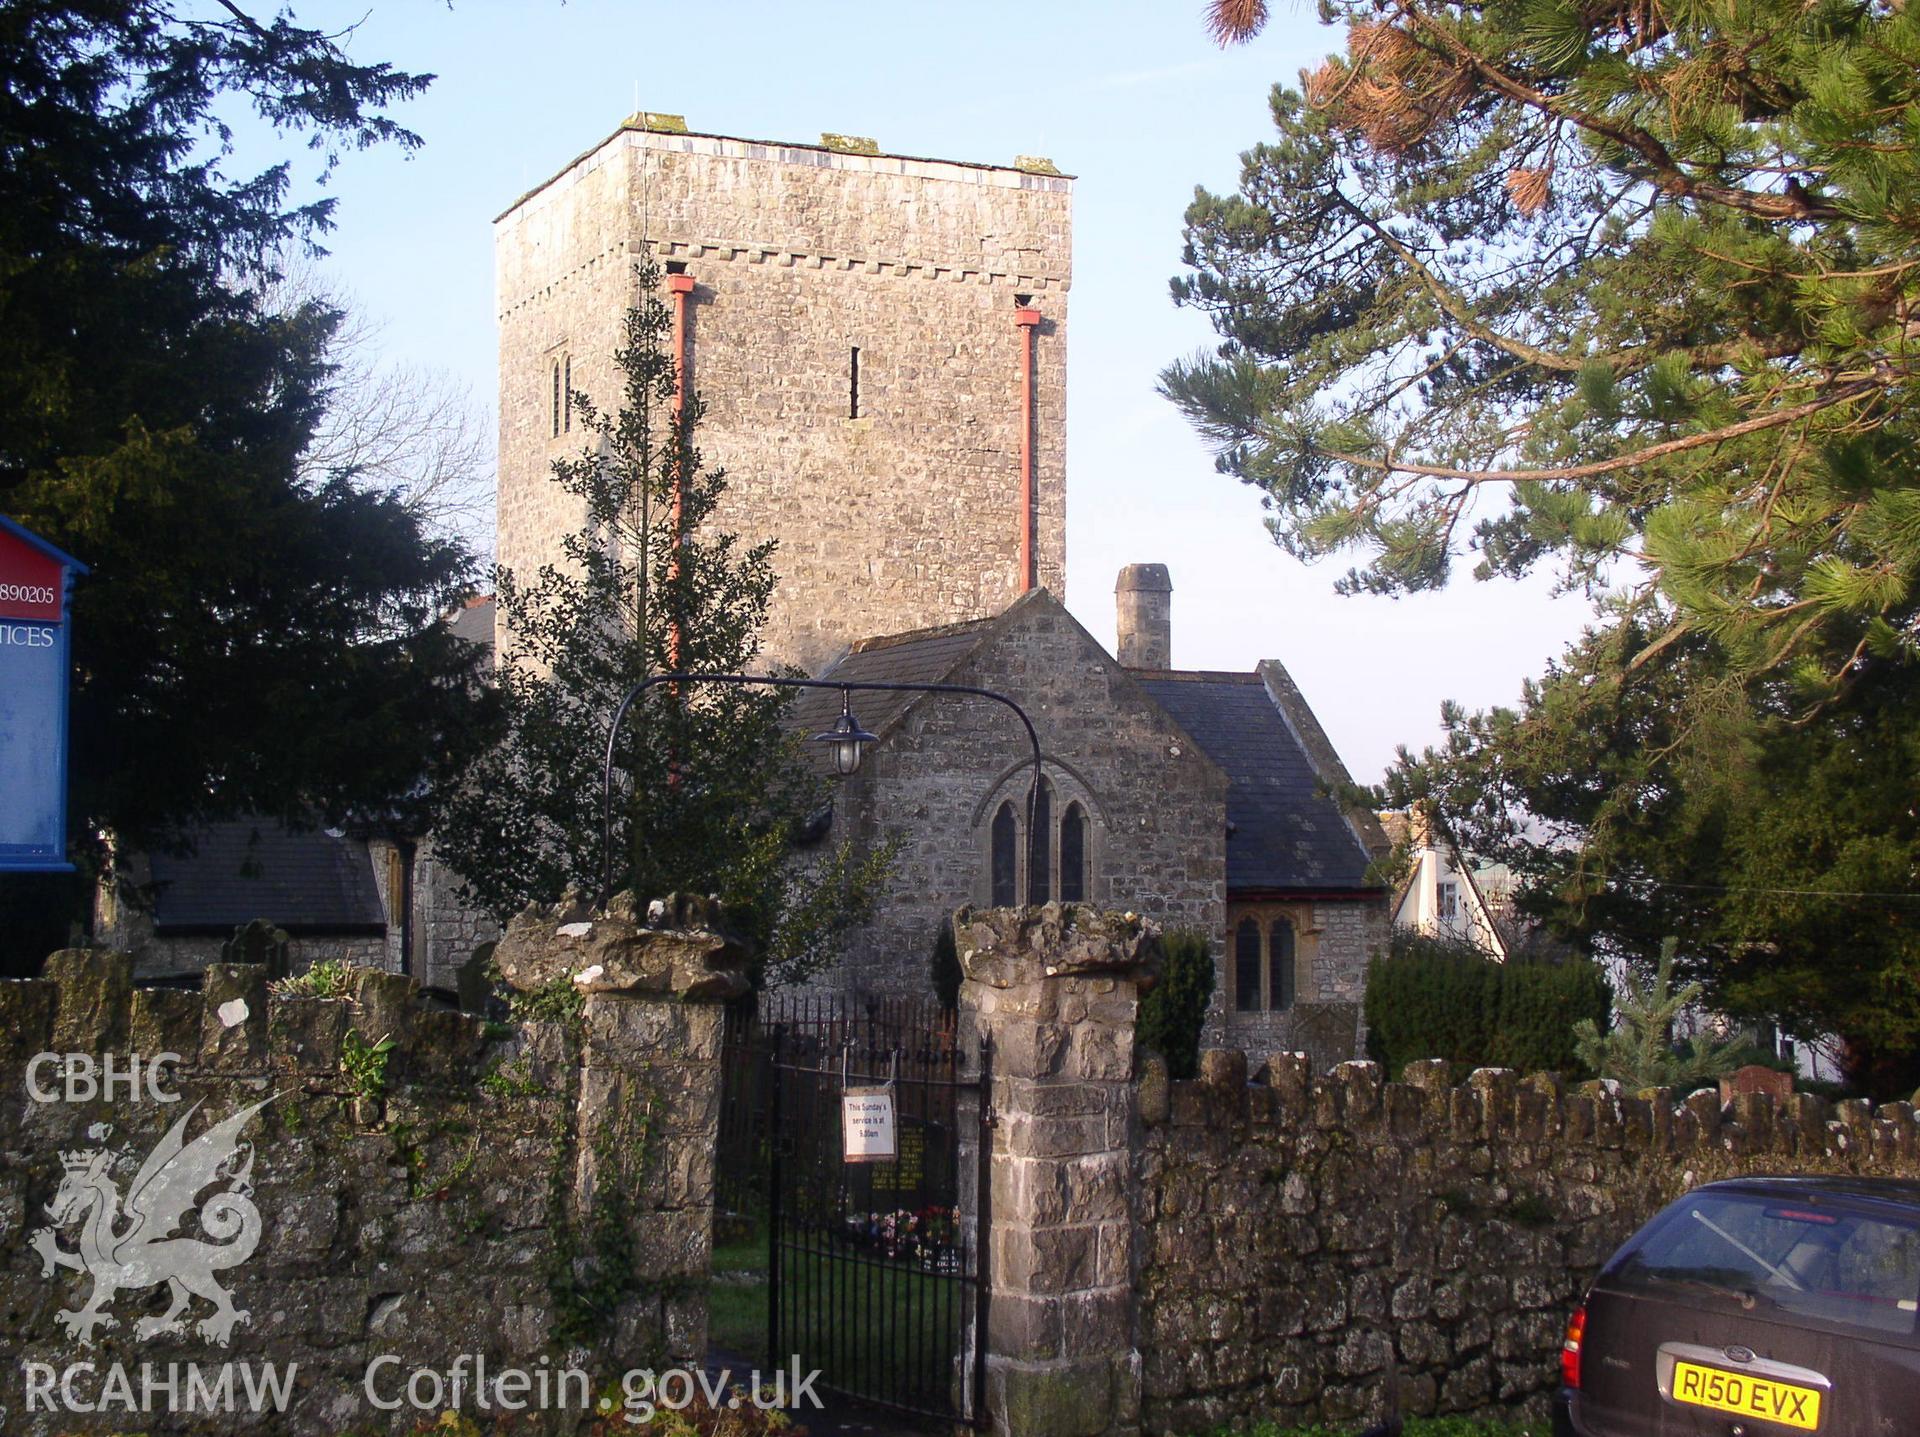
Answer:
[
  {"left": 101, "top": 116, "right": 1388, "bottom": 1061},
  {"left": 491, "top": 115, "right": 1388, "bottom": 1057}
]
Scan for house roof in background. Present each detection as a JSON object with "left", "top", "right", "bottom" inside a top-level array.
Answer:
[
  {"left": 1132, "top": 671, "right": 1378, "bottom": 895},
  {"left": 448, "top": 594, "right": 495, "bottom": 650},
  {"left": 147, "top": 821, "right": 387, "bottom": 934}
]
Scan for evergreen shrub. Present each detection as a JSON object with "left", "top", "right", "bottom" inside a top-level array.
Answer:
[
  {"left": 1138, "top": 928, "right": 1214, "bottom": 1080},
  {"left": 1366, "top": 929, "right": 1610, "bottom": 1080}
]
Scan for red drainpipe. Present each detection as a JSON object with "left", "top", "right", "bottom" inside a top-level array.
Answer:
[
  {"left": 666, "top": 269, "right": 695, "bottom": 668},
  {"left": 1015, "top": 303, "right": 1041, "bottom": 593}
]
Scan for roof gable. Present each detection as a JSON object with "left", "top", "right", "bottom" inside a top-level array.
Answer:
[
  {"left": 1132, "top": 671, "right": 1379, "bottom": 894},
  {"left": 792, "top": 590, "right": 1231, "bottom": 793},
  {"left": 789, "top": 611, "right": 1004, "bottom": 763}
]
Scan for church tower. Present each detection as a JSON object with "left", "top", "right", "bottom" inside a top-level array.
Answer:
[{"left": 494, "top": 116, "right": 1072, "bottom": 673}]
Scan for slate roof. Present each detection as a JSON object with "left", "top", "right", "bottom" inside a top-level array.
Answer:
[
  {"left": 1133, "top": 672, "right": 1377, "bottom": 895},
  {"left": 788, "top": 616, "right": 1001, "bottom": 775},
  {"left": 787, "top": 598, "right": 1378, "bottom": 897},
  {"left": 448, "top": 595, "right": 495, "bottom": 651},
  {"left": 147, "top": 820, "right": 388, "bottom": 934}
]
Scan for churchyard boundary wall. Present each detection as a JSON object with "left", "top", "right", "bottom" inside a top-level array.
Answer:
[
  {"left": 0, "top": 899, "right": 732, "bottom": 1436},
  {"left": 8, "top": 904, "right": 1919, "bottom": 1436}
]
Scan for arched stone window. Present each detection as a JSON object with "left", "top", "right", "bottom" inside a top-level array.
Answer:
[
  {"left": 1269, "top": 918, "right": 1297, "bottom": 1011},
  {"left": 1059, "top": 801, "right": 1088, "bottom": 904},
  {"left": 1026, "top": 779, "right": 1053, "bottom": 905},
  {"left": 990, "top": 802, "right": 1018, "bottom": 908},
  {"left": 1234, "top": 917, "right": 1262, "bottom": 1013}
]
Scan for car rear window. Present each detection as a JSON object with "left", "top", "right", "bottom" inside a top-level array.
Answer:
[{"left": 1613, "top": 1191, "right": 1920, "bottom": 1339}]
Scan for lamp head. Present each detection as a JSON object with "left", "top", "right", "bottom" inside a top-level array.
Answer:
[{"left": 811, "top": 692, "right": 879, "bottom": 776}]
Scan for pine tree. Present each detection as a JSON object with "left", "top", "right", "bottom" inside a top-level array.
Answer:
[
  {"left": 1170, "top": 0, "right": 1920, "bottom": 685},
  {"left": 1185, "top": 0, "right": 1920, "bottom": 1095},
  {"left": 1574, "top": 939, "right": 1746, "bottom": 1091},
  {"left": 435, "top": 264, "right": 890, "bottom": 988}
]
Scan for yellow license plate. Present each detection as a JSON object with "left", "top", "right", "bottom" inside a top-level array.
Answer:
[{"left": 1673, "top": 1360, "right": 1822, "bottom": 1430}]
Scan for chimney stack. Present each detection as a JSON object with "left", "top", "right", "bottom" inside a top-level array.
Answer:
[{"left": 1115, "top": 564, "right": 1172, "bottom": 669}]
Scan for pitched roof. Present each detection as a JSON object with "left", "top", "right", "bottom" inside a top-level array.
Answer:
[
  {"left": 788, "top": 615, "right": 1004, "bottom": 774},
  {"left": 147, "top": 820, "right": 388, "bottom": 934},
  {"left": 1132, "top": 672, "right": 1378, "bottom": 894},
  {"left": 448, "top": 594, "right": 495, "bottom": 650}
]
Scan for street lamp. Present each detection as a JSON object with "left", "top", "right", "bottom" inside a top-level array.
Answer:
[
  {"left": 810, "top": 691, "right": 881, "bottom": 776},
  {"left": 598, "top": 671, "right": 1042, "bottom": 908}
]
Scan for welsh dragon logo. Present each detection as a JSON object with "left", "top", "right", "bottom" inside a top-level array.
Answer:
[{"left": 30, "top": 1097, "right": 274, "bottom": 1347}]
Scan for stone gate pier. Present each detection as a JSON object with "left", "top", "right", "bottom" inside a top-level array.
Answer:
[{"left": 955, "top": 904, "right": 1159, "bottom": 1437}]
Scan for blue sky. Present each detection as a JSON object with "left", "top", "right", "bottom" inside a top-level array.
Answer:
[{"left": 259, "top": 0, "right": 1594, "bottom": 784}]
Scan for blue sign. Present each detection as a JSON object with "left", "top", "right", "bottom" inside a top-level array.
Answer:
[{"left": 0, "top": 516, "right": 87, "bottom": 872}]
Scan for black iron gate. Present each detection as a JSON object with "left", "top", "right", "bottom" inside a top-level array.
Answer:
[{"left": 724, "top": 995, "right": 990, "bottom": 1425}]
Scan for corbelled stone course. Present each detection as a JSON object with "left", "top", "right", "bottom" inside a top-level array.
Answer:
[{"left": 1136, "top": 1053, "right": 1920, "bottom": 1433}]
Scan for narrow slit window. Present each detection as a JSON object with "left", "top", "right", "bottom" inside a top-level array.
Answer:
[
  {"left": 1234, "top": 918, "right": 1262, "bottom": 1013},
  {"left": 1060, "top": 802, "right": 1087, "bottom": 904},
  {"left": 563, "top": 355, "right": 572, "bottom": 432},
  {"left": 990, "top": 802, "right": 1018, "bottom": 907},
  {"left": 849, "top": 346, "right": 861, "bottom": 419},
  {"left": 551, "top": 361, "right": 561, "bottom": 438}
]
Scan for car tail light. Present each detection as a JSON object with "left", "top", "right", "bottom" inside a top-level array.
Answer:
[{"left": 1561, "top": 1303, "right": 1586, "bottom": 1390}]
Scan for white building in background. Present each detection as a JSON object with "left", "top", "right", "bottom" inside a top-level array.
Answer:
[
  {"left": 1379, "top": 806, "right": 1845, "bottom": 1083},
  {"left": 1379, "top": 805, "right": 1515, "bottom": 959}
]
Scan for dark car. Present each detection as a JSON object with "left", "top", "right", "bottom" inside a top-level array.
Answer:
[{"left": 1555, "top": 1176, "right": 1920, "bottom": 1435}]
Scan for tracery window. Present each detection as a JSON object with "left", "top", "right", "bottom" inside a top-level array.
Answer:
[{"left": 1027, "top": 779, "right": 1053, "bottom": 905}]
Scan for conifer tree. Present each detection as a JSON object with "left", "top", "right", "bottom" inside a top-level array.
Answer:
[
  {"left": 1136, "top": 929, "right": 1216, "bottom": 1080},
  {"left": 1574, "top": 939, "right": 1746, "bottom": 1091},
  {"left": 1183, "top": 0, "right": 1920, "bottom": 1094},
  {"left": 1170, "top": 0, "right": 1920, "bottom": 685},
  {"left": 435, "top": 265, "right": 890, "bottom": 988},
  {"left": 1378, "top": 622, "right": 1920, "bottom": 1094},
  {"left": 0, "top": 4, "right": 487, "bottom": 965}
]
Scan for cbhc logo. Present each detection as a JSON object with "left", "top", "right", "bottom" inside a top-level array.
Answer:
[{"left": 25, "top": 1052, "right": 181, "bottom": 1104}]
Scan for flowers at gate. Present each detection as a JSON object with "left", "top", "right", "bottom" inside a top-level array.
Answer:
[{"left": 845, "top": 1206, "right": 961, "bottom": 1264}]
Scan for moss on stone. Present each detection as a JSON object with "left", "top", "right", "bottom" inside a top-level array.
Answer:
[{"left": 623, "top": 111, "right": 687, "bottom": 134}]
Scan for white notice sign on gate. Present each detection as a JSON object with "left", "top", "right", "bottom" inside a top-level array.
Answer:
[{"left": 841, "top": 1086, "right": 897, "bottom": 1163}]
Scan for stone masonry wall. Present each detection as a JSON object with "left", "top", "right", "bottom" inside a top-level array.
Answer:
[
  {"left": 409, "top": 839, "right": 500, "bottom": 994},
  {"left": 1209, "top": 897, "right": 1387, "bottom": 1062},
  {"left": 829, "top": 595, "right": 1227, "bottom": 996},
  {"left": 0, "top": 907, "right": 732, "bottom": 1435},
  {"left": 495, "top": 122, "right": 1073, "bottom": 676},
  {"left": 956, "top": 906, "right": 1160, "bottom": 1437},
  {"left": 1135, "top": 1053, "right": 1920, "bottom": 1435}
]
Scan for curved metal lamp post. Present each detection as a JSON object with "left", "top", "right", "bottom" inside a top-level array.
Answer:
[{"left": 598, "top": 672, "right": 1044, "bottom": 908}]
